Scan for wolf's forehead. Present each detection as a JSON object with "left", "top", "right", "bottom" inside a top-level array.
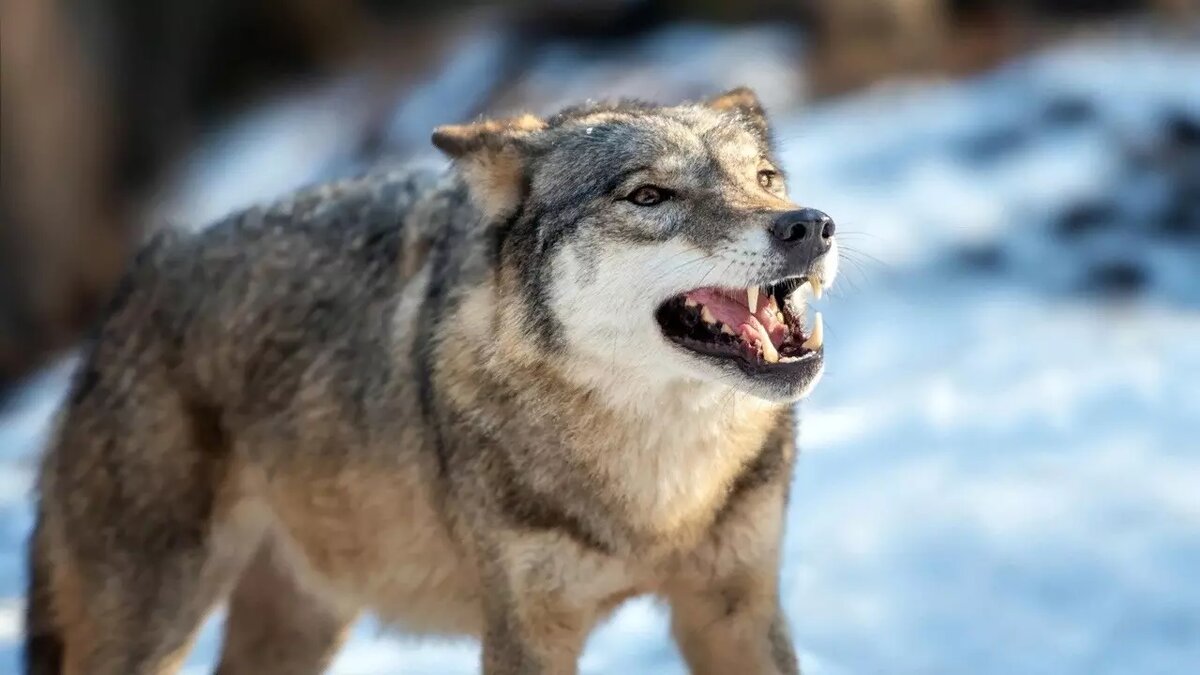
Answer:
[
  {"left": 668, "top": 107, "right": 765, "bottom": 157},
  {"left": 574, "top": 113, "right": 763, "bottom": 171}
]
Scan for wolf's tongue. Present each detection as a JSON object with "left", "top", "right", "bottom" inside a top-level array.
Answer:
[{"left": 685, "top": 288, "right": 788, "bottom": 357}]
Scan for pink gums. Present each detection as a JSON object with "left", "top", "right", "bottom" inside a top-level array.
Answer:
[{"left": 684, "top": 288, "right": 790, "bottom": 350}]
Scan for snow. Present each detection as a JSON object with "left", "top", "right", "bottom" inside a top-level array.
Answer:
[{"left": 2, "top": 33, "right": 1198, "bottom": 675}]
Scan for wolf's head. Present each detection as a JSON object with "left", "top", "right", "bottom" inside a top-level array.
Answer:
[{"left": 433, "top": 88, "right": 837, "bottom": 403}]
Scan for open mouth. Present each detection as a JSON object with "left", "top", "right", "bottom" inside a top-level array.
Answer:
[{"left": 655, "top": 276, "right": 824, "bottom": 370}]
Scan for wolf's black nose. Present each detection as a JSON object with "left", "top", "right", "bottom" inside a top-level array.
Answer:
[{"left": 771, "top": 208, "right": 834, "bottom": 245}]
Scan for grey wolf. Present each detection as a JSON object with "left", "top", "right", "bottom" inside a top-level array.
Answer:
[{"left": 25, "top": 87, "right": 838, "bottom": 674}]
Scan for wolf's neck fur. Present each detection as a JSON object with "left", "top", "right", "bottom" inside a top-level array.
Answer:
[
  {"left": 438, "top": 283, "right": 786, "bottom": 543},
  {"left": 513, "top": 357, "right": 780, "bottom": 542}
]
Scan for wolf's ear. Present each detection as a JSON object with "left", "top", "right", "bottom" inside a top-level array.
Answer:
[
  {"left": 431, "top": 114, "right": 546, "bottom": 219},
  {"left": 705, "top": 87, "right": 769, "bottom": 138}
]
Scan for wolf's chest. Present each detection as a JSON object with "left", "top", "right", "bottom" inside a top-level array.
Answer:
[{"left": 591, "top": 407, "right": 777, "bottom": 541}]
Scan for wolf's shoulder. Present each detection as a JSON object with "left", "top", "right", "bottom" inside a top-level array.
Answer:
[
  {"left": 107, "top": 165, "right": 459, "bottom": 337},
  {"left": 209, "top": 163, "right": 450, "bottom": 243},
  {"left": 265, "top": 164, "right": 447, "bottom": 225},
  {"left": 137, "top": 164, "right": 463, "bottom": 279}
]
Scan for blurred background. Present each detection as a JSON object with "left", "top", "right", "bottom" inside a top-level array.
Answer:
[{"left": 1, "top": 0, "right": 1198, "bottom": 673}]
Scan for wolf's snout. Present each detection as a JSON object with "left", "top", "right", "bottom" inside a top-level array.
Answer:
[{"left": 770, "top": 208, "right": 835, "bottom": 246}]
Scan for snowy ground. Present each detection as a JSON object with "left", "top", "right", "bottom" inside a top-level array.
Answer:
[{"left": 2, "top": 32, "right": 1199, "bottom": 675}]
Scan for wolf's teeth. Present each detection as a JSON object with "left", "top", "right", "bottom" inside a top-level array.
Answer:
[
  {"left": 721, "top": 324, "right": 735, "bottom": 335},
  {"left": 761, "top": 339, "right": 780, "bottom": 364},
  {"left": 700, "top": 306, "right": 716, "bottom": 324},
  {"left": 801, "top": 312, "right": 823, "bottom": 350},
  {"left": 747, "top": 286, "right": 759, "bottom": 313},
  {"left": 685, "top": 297, "right": 698, "bottom": 308},
  {"left": 780, "top": 355, "right": 801, "bottom": 363},
  {"left": 809, "top": 277, "right": 823, "bottom": 300}
]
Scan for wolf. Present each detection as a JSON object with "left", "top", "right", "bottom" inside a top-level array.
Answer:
[{"left": 24, "top": 87, "right": 838, "bottom": 675}]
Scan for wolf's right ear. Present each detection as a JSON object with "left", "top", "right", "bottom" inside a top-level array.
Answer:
[
  {"left": 432, "top": 114, "right": 545, "bottom": 220},
  {"left": 705, "top": 87, "right": 769, "bottom": 140}
]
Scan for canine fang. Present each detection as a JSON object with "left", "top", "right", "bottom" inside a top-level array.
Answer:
[{"left": 802, "top": 312, "right": 824, "bottom": 350}]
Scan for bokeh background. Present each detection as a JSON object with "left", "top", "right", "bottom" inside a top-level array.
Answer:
[{"left": 2, "top": 1, "right": 1198, "bottom": 673}]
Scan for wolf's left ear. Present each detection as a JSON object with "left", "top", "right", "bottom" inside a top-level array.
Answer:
[
  {"left": 431, "top": 114, "right": 546, "bottom": 220},
  {"left": 706, "top": 87, "right": 769, "bottom": 138}
]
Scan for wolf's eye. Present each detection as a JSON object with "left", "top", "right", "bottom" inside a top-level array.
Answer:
[
  {"left": 758, "top": 169, "right": 779, "bottom": 190},
  {"left": 627, "top": 185, "right": 672, "bottom": 206}
]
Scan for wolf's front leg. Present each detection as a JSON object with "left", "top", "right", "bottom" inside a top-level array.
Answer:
[
  {"left": 668, "top": 583, "right": 799, "bottom": 675},
  {"left": 477, "top": 532, "right": 603, "bottom": 675},
  {"left": 480, "top": 598, "right": 588, "bottom": 675},
  {"left": 665, "top": 474, "right": 800, "bottom": 675}
]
